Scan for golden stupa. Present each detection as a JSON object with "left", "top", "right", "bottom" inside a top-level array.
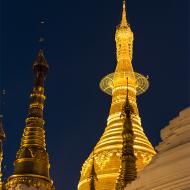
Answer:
[
  {"left": 6, "top": 50, "right": 55, "bottom": 190},
  {"left": 78, "top": 1, "right": 156, "bottom": 190}
]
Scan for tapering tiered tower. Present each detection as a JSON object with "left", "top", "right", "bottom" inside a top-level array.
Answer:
[
  {"left": 78, "top": 1, "right": 156, "bottom": 190},
  {"left": 6, "top": 50, "right": 55, "bottom": 190}
]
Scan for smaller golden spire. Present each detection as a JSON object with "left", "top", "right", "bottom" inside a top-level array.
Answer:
[
  {"left": 115, "top": 78, "right": 137, "bottom": 190},
  {"left": 121, "top": 0, "right": 128, "bottom": 27},
  {"left": 6, "top": 49, "right": 54, "bottom": 190}
]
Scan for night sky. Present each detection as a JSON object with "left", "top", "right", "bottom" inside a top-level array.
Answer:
[{"left": 0, "top": 0, "right": 189, "bottom": 190}]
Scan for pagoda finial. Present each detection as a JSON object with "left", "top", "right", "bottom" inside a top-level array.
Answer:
[{"left": 121, "top": 0, "right": 128, "bottom": 27}]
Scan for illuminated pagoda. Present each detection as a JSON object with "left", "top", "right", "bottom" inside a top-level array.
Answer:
[
  {"left": 78, "top": 1, "right": 156, "bottom": 190},
  {"left": 6, "top": 49, "right": 55, "bottom": 190}
]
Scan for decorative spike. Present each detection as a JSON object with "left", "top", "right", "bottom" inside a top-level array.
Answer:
[
  {"left": 121, "top": 0, "right": 128, "bottom": 27},
  {"left": 115, "top": 79, "right": 137, "bottom": 190}
]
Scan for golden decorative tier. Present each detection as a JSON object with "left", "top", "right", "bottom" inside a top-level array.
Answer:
[
  {"left": 6, "top": 175, "right": 54, "bottom": 190},
  {"left": 78, "top": 110, "right": 156, "bottom": 189},
  {"left": 100, "top": 72, "right": 149, "bottom": 96}
]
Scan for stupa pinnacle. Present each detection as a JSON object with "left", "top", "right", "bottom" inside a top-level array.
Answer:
[
  {"left": 78, "top": 1, "right": 156, "bottom": 189},
  {"left": 6, "top": 49, "right": 55, "bottom": 190}
]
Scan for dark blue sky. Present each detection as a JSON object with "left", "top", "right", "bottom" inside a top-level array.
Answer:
[{"left": 0, "top": 0, "right": 189, "bottom": 190}]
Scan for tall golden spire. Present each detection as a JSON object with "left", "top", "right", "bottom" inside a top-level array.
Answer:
[
  {"left": 78, "top": 1, "right": 156, "bottom": 190},
  {"left": 121, "top": 0, "right": 128, "bottom": 27},
  {"left": 6, "top": 49, "right": 55, "bottom": 190}
]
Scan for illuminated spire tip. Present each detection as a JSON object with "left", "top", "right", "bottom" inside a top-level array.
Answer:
[{"left": 121, "top": 0, "right": 128, "bottom": 26}]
